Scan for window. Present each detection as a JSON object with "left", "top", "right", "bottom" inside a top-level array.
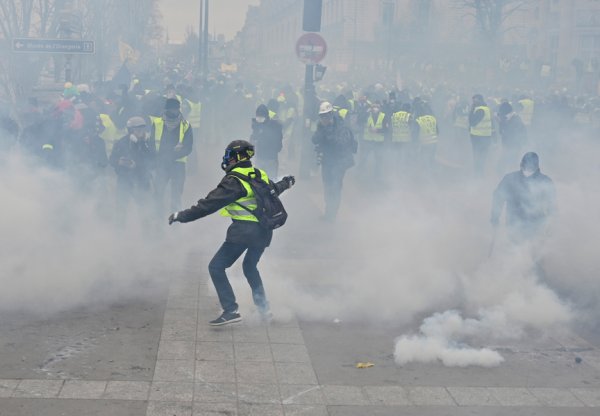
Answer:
[
  {"left": 579, "top": 35, "right": 600, "bottom": 60},
  {"left": 575, "top": 9, "right": 600, "bottom": 27}
]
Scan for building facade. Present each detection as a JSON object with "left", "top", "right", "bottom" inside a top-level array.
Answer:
[{"left": 236, "top": 0, "right": 600, "bottom": 83}]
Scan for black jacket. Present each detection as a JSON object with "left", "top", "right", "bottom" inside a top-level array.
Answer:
[
  {"left": 149, "top": 118, "right": 194, "bottom": 165},
  {"left": 491, "top": 170, "right": 556, "bottom": 228},
  {"left": 176, "top": 161, "right": 290, "bottom": 248},
  {"left": 109, "top": 135, "right": 155, "bottom": 189},
  {"left": 498, "top": 112, "right": 526, "bottom": 149},
  {"left": 312, "top": 114, "right": 357, "bottom": 168}
]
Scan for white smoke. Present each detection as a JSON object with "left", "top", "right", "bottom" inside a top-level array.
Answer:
[{"left": 0, "top": 151, "right": 206, "bottom": 314}]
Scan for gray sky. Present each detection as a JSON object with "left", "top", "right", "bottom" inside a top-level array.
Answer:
[{"left": 160, "top": 0, "right": 259, "bottom": 43}]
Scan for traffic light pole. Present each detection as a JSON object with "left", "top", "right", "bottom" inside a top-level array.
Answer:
[{"left": 299, "top": 0, "right": 322, "bottom": 178}]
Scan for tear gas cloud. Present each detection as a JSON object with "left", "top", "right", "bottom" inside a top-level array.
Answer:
[
  {"left": 2, "top": 89, "right": 600, "bottom": 369},
  {"left": 2, "top": 0, "right": 600, "bottom": 371}
]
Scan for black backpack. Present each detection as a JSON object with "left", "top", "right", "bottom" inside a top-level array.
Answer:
[{"left": 227, "top": 169, "right": 288, "bottom": 230}]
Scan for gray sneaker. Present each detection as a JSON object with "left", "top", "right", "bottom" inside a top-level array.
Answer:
[{"left": 209, "top": 311, "right": 242, "bottom": 326}]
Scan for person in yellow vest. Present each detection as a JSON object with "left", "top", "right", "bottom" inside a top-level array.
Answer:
[
  {"left": 516, "top": 95, "right": 534, "bottom": 127},
  {"left": 333, "top": 94, "right": 351, "bottom": 122},
  {"left": 181, "top": 95, "right": 202, "bottom": 174},
  {"left": 412, "top": 101, "right": 439, "bottom": 171},
  {"left": 98, "top": 113, "right": 126, "bottom": 154},
  {"left": 149, "top": 98, "right": 193, "bottom": 216},
  {"left": 390, "top": 102, "right": 413, "bottom": 174},
  {"left": 469, "top": 94, "right": 493, "bottom": 176},
  {"left": 168, "top": 140, "right": 295, "bottom": 325},
  {"left": 360, "top": 102, "right": 387, "bottom": 179}
]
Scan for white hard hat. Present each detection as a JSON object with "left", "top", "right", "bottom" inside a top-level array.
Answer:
[
  {"left": 319, "top": 101, "right": 333, "bottom": 115},
  {"left": 126, "top": 116, "right": 146, "bottom": 129}
]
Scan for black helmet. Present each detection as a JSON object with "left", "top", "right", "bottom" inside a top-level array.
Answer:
[{"left": 221, "top": 140, "right": 255, "bottom": 171}]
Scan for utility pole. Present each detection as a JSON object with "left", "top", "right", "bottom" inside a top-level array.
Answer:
[
  {"left": 299, "top": 0, "right": 323, "bottom": 179},
  {"left": 198, "top": 0, "right": 203, "bottom": 72},
  {"left": 203, "top": 0, "right": 209, "bottom": 78}
]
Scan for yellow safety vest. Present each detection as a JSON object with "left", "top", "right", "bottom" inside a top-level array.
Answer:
[
  {"left": 99, "top": 113, "right": 126, "bottom": 153},
  {"left": 470, "top": 106, "right": 492, "bottom": 137},
  {"left": 518, "top": 99, "right": 534, "bottom": 126},
  {"left": 364, "top": 112, "right": 385, "bottom": 142},
  {"left": 416, "top": 115, "right": 438, "bottom": 145},
  {"left": 152, "top": 117, "right": 190, "bottom": 163},
  {"left": 220, "top": 166, "right": 270, "bottom": 222},
  {"left": 338, "top": 108, "right": 348, "bottom": 120},
  {"left": 269, "top": 110, "right": 277, "bottom": 120},
  {"left": 186, "top": 100, "right": 202, "bottom": 129},
  {"left": 348, "top": 99, "right": 355, "bottom": 112},
  {"left": 391, "top": 111, "right": 411, "bottom": 142}
]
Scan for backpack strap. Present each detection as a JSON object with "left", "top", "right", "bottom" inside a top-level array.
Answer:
[{"left": 226, "top": 171, "right": 257, "bottom": 215}]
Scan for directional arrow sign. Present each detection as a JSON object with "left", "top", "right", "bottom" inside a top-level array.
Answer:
[{"left": 12, "top": 38, "right": 95, "bottom": 54}]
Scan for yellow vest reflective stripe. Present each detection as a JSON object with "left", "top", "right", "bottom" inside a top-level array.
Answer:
[
  {"left": 219, "top": 167, "right": 270, "bottom": 222},
  {"left": 42, "top": 144, "right": 54, "bottom": 151},
  {"left": 364, "top": 112, "right": 385, "bottom": 142},
  {"left": 391, "top": 111, "right": 411, "bottom": 142},
  {"left": 518, "top": 99, "right": 534, "bottom": 126},
  {"left": 348, "top": 99, "right": 355, "bottom": 112},
  {"left": 153, "top": 117, "right": 190, "bottom": 163},
  {"left": 416, "top": 115, "right": 438, "bottom": 144},
  {"left": 338, "top": 108, "right": 348, "bottom": 119},
  {"left": 186, "top": 100, "right": 202, "bottom": 129},
  {"left": 470, "top": 106, "right": 492, "bottom": 136},
  {"left": 99, "top": 114, "right": 126, "bottom": 153}
]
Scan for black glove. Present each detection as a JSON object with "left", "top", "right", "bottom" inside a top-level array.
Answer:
[
  {"left": 282, "top": 175, "right": 295, "bottom": 189},
  {"left": 168, "top": 212, "right": 179, "bottom": 225}
]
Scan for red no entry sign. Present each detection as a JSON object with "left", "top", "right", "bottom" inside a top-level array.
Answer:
[{"left": 295, "top": 33, "right": 327, "bottom": 64}]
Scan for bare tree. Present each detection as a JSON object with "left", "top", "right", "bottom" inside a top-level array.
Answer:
[
  {"left": 0, "top": 0, "right": 69, "bottom": 99},
  {"left": 454, "top": 0, "right": 533, "bottom": 47},
  {"left": 0, "top": 0, "right": 162, "bottom": 100}
]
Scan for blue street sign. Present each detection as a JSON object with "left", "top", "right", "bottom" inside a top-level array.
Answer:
[{"left": 12, "top": 38, "right": 95, "bottom": 54}]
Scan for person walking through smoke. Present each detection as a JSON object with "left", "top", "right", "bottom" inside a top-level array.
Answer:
[
  {"left": 490, "top": 152, "right": 556, "bottom": 244},
  {"left": 312, "top": 101, "right": 357, "bottom": 222},
  {"left": 168, "top": 140, "right": 295, "bottom": 326}
]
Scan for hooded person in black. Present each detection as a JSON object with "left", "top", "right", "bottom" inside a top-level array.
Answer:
[
  {"left": 491, "top": 152, "right": 556, "bottom": 243},
  {"left": 250, "top": 104, "right": 283, "bottom": 179},
  {"left": 168, "top": 140, "right": 295, "bottom": 326}
]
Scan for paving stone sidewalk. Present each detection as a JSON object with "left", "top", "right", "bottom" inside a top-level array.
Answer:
[{"left": 1, "top": 272, "right": 600, "bottom": 416}]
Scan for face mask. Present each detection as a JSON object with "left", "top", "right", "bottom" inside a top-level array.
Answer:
[
  {"left": 522, "top": 169, "right": 535, "bottom": 177},
  {"left": 255, "top": 116, "right": 265, "bottom": 123},
  {"left": 165, "top": 110, "right": 179, "bottom": 119},
  {"left": 129, "top": 134, "right": 138, "bottom": 143}
]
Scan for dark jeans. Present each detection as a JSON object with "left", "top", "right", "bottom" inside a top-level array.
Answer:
[
  {"left": 470, "top": 135, "right": 492, "bottom": 176},
  {"left": 155, "top": 161, "right": 186, "bottom": 216},
  {"left": 321, "top": 162, "right": 347, "bottom": 220},
  {"left": 208, "top": 242, "right": 268, "bottom": 314}
]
